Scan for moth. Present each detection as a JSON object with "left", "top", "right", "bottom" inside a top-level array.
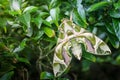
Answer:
[{"left": 53, "top": 19, "right": 111, "bottom": 77}]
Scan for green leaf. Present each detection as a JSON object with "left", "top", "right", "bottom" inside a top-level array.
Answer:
[
  {"left": 39, "top": 12, "right": 49, "bottom": 17},
  {"left": 33, "top": 31, "right": 44, "bottom": 40},
  {"left": 23, "top": 6, "right": 38, "bottom": 13},
  {"left": 114, "top": 1, "right": 120, "bottom": 9},
  {"left": 40, "top": 72, "right": 54, "bottom": 79},
  {"left": 43, "top": 27, "right": 55, "bottom": 37},
  {"left": 77, "top": 0, "right": 87, "bottom": 24},
  {"left": 0, "top": 71, "right": 14, "bottom": 80},
  {"left": 49, "top": 0, "right": 61, "bottom": 9},
  {"left": 110, "top": 10, "right": 120, "bottom": 18},
  {"left": 105, "top": 22, "right": 115, "bottom": 35},
  {"left": 33, "top": 15, "right": 42, "bottom": 29},
  {"left": 13, "top": 38, "right": 27, "bottom": 53},
  {"left": 42, "top": 20, "right": 51, "bottom": 27},
  {"left": 46, "top": 16, "right": 53, "bottom": 23},
  {"left": 9, "top": 0, "right": 21, "bottom": 14},
  {"left": 81, "top": 59, "right": 91, "bottom": 71},
  {"left": 19, "top": 13, "right": 32, "bottom": 37},
  {"left": 0, "top": 18, "right": 7, "bottom": 27},
  {"left": 18, "top": 57, "right": 30, "bottom": 64},
  {"left": 82, "top": 52, "right": 96, "bottom": 62},
  {"left": 50, "top": 7, "right": 60, "bottom": 27},
  {"left": 108, "top": 33, "right": 119, "bottom": 48},
  {"left": 112, "top": 19, "right": 120, "bottom": 41},
  {"left": 19, "top": 13, "right": 31, "bottom": 28},
  {"left": 72, "top": 9, "right": 87, "bottom": 28},
  {"left": 116, "top": 55, "right": 120, "bottom": 65},
  {"left": 10, "top": 0, "right": 20, "bottom": 11},
  {"left": 87, "top": 1, "right": 111, "bottom": 12}
]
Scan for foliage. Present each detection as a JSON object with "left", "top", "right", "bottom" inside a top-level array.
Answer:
[{"left": 0, "top": 0, "right": 120, "bottom": 80}]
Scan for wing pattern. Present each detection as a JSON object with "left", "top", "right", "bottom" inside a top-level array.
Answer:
[{"left": 53, "top": 19, "right": 111, "bottom": 77}]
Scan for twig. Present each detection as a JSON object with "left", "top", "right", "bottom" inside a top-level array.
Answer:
[{"left": 39, "top": 47, "right": 55, "bottom": 60}]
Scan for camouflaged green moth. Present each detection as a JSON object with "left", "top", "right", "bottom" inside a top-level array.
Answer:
[{"left": 53, "top": 19, "right": 111, "bottom": 77}]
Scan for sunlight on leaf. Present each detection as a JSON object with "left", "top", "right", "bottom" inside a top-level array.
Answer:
[
  {"left": 43, "top": 27, "right": 55, "bottom": 38},
  {"left": 77, "top": 0, "right": 87, "bottom": 24},
  {"left": 87, "top": 1, "right": 111, "bottom": 12},
  {"left": 10, "top": 0, "right": 21, "bottom": 14},
  {"left": 23, "top": 6, "right": 38, "bottom": 13},
  {"left": 50, "top": 7, "right": 60, "bottom": 27},
  {"left": 72, "top": 9, "right": 87, "bottom": 28}
]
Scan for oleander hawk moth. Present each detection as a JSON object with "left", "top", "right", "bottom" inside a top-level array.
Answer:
[{"left": 53, "top": 19, "right": 111, "bottom": 77}]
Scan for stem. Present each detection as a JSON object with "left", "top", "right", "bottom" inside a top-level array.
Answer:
[{"left": 39, "top": 47, "right": 55, "bottom": 59}]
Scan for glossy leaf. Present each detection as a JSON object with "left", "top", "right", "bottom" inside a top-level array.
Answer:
[
  {"left": 72, "top": 9, "right": 87, "bottom": 28},
  {"left": 13, "top": 38, "right": 27, "bottom": 53},
  {"left": 50, "top": 7, "right": 60, "bottom": 27},
  {"left": 39, "top": 12, "right": 49, "bottom": 17},
  {"left": 112, "top": 19, "right": 120, "bottom": 41},
  {"left": 105, "top": 22, "right": 115, "bottom": 35},
  {"left": 87, "top": 1, "right": 111, "bottom": 12},
  {"left": 49, "top": 0, "right": 61, "bottom": 9},
  {"left": 23, "top": 6, "right": 38, "bottom": 13},
  {"left": 53, "top": 19, "right": 111, "bottom": 77},
  {"left": 10, "top": 0, "right": 20, "bottom": 11},
  {"left": 82, "top": 52, "right": 96, "bottom": 62},
  {"left": 77, "top": 0, "right": 87, "bottom": 24},
  {"left": 43, "top": 20, "right": 51, "bottom": 27},
  {"left": 40, "top": 72, "right": 54, "bottom": 79},
  {"left": 34, "top": 15, "right": 42, "bottom": 29},
  {"left": 110, "top": 10, "right": 120, "bottom": 18},
  {"left": 43, "top": 27, "right": 55, "bottom": 38},
  {"left": 19, "top": 13, "right": 32, "bottom": 37},
  {"left": 19, "top": 13, "right": 31, "bottom": 28},
  {"left": 33, "top": 31, "right": 44, "bottom": 40},
  {"left": 108, "top": 33, "right": 119, "bottom": 49}
]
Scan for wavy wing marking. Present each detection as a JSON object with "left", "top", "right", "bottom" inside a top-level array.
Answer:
[{"left": 53, "top": 19, "right": 111, "bottom": 77}]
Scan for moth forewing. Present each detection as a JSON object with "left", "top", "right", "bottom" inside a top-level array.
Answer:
[{"left": 53, "top": 18, "right": 111, "bottom": 77}]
